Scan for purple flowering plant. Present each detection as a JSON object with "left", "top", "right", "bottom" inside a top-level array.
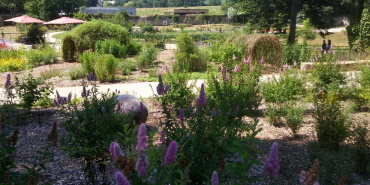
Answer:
[{"left": 151, "top": 57, "right": 263, "bottom": 184}]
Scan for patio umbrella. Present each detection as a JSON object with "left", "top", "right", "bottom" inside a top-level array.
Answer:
[
  {"left": 43, "top": 17, "right": 85, "bottom": 25},
  {"left": 5, "top": 15, "right": 45, "bottom": 43},
  {"left": 5, "top": 15, "right": 45, "bottom": 24}
]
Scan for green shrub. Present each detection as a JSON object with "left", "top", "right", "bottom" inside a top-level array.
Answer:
[
  {"left": 14, "top": 73, "right": 53, "bottom": 110},
  {"left": 95, "top": 39, "right": 127, "bottom": 58},
  {"left": 206, "top": 60, "right": 262, "bottom": 118},
  {"left": 265, "top": 103, "right": 285, "bottom": 127},
  {"left": 300, "top": 18, "right": 316, "bottom": 40},
  {"left": 127, "top": 41, "right": 142, "bottom": 55},
  {"left": 94, "top": 54, "right": 118, "bottom": 82},
  {"left": 174, "top": 32, "right": 206, "bottom": 72},
  {"left": 312, "top": 55, "right": 345, "bottom": 92},
  {"left": 61, "top": 20, "right": 131, "bottom": 61},
  {"left": 209, "top": 42, "right": 243, "bottom": 69},
  {"left": 26, "top": 25, "right": 47, "bottom": 43},
  {"left": 61, "top": 84, "right": 135, "bottom": 184},
  {"left": 61, "top": 34, "right": 77, "bottom": 62},
  {"left": 0, "top": 58, "right": 28, "bottom": 72},
  {"left": 118, "top": 59, "right": 137, "bottom": 75},
  {"left": 314, "top": 91, "right": 350, "bottom": 150},
  {"left": 40, "top": 68, "right": 62, "bottom": 80},
  {"left": 261, "top": 70, "right": 307, "bottom": 104},
  {"left": 68, "top": 66, "right": 86, "bottom": 80},
  {"left": 26, "top": 46, "right": 58, "bottom": 66},
  {"left": 137, "top": 44, "right": 157, "bottom": 69},
  {"left": 79, "top": 51, "right": 96, "bottom": 75},
  {"left": 285, "top": 102, "right": 305, "bottom": 136},
  {"left": 308, "top": 142, "right": 356, "bottom": 185},
  {"left": 351, "top": 120, "right": 370, "bottom": 175},
  {"left": 156, "top": 69, "right": 261, "bottom": 184}
]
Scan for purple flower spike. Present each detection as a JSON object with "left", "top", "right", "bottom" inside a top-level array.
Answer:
[
  {"left": 109, "top": 142, "right": 123, "bottom": 160},
  {"left": 136, "top": 150, "right": 148, "bottom": 176},
  {"left": 264, "top": 142, "right": 279, "bottom": 178},
  {"left": 243, "top": 58, "right": 247, "bottom": 64},
  {"left": 53, "top": 98, "right": 60, "bottom": 107},
  {"left": 67, "top": 92, "right": 72, "bottom": 103},
  {"left": 157, "top": 75, "right": 165, "bottom": 95},
  {"left": 114, "top": 171, "right": 131, "bottom": 185},
  {"left": 211, "top": 171, "right": 219, "bottom": 185},
  {"left": 178, "top": 108, "right": 185, "bottom": 122},
  {"left": 164, "top": 141, "right": 178, "bottom": 165},
  {"left": 294, "top": 60, "right": 297, "bottom": 67},
  {"left": 260, "top": 57, "right": 265, "bottom": 64},
  {"left": 5, "top": 74, "right": 11, "bottom": 88},
  {"left": 196, "top": 83, "right": 206, "bottom": 107},
  {"left": 136, "top": 123, "right": 147, "bottom": 150}
]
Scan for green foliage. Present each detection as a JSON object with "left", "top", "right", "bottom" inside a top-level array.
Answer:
[
  {"left": 282, "top": 42, "right": 312, "bottom": 65},
  {"left": 118, "top": 59, "right": 137, "bottom": 75},
  {"left": 209, "top": 42, "right": 243, "bottom": 69},
  {"left": 0, "top": 58, "right": 28, "bottom": 72},
  {"left": 78, "top": 51, "right": 97, "bottom": 75},
  {"left": 300, "top": 18, "right": 316, "bottom": 40},
  {"left": 61, "top": 20, "right": 131, "bottom": 61},
  {"left": 206, "top": 60, "right": 262, "bottom": 118},
  {"left": 25, "top": 25, "right": 47, "bottom": 44},
  {"left": 261, "top": 70, "right": 306, "bottom": 104},
  {"left": 61, "top": 33, "right": 77, "bottom": 62},
  {"left": 161, "top": 72, "right": 196, "bottom": 110},
  {"left": 95, "top": 39, "right": 127, "bottom": 58},
  {"left": 137, "top": 44, "right": 157, "bottom": 69},
  {"left": 39, "top": 68, "right": 62, "bottom": 80},
  {"left": 61, "top": 84, "right": 135, "bottom": 184},
  {"left": 311, "top": 54, "right": 345, "bottom": 92},
  {"left": 175, "top": 33, "right": 206, "bottom": 72},
  {"left": 156, "top": 70, "right": 261, "bottom": 184},
  {"left": 138, "top": 21, "right": 156, "bottom": 33},
  {"left": 24, "top": 0, "right": 86, "bottom": 20},
  {"left": 314, "top": 91, "right": 350, "bottom": 150},
  {"left": 308, "top": 142, "right": 357, "bottom": 185},
  {"left": 14, "top": 73, "right": 53, "bottom": 110},
  {"left": 351, "top": 120, "right": 370, "bottom": 175},
  {"left": 285, "top": 102, "right": 305, "bottom": 136},
  {"left": 26, "top": 45, "right": 58, "bottom": 66},
  {"left": 68, "top": 66, "right": 86, "bottom": 80},
  {"left": 126, "top": 40, "right": 142, "bottom": 55},
  {"left": 94, "top": 54, "right": 119, "bottom": 82}
]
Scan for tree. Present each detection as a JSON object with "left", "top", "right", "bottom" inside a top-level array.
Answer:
[
  {"left": 222, "top": 0, "right": 291, "bottom": 30},
  {"left": 208, "top": 0, "right": 221, "bottom": 6},
  {"left": 24, "top": 0, "right": 87, "bottom": 20}
]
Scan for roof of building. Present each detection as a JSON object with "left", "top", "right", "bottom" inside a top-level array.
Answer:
[{"left": 81, "top": 7, "right": 136, "bottom": 15}]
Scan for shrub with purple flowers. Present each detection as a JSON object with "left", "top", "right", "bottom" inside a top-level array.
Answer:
[
  {"left": 61, "top": 83, "right": 136, "bottom": 184},
  {"left": 154, "top": 58, "right": 262, "bottom": 184}
]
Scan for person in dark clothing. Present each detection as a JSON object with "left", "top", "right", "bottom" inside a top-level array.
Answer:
[
  {"left": 321, "top": 40, "right": 326, "bottom": 51},
  {"left": 327, "top": 40, "right": 332, "bottom": 51}
]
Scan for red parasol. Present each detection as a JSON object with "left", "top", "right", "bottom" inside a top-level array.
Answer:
[
  {"left": 5, "top": 15, "right": 45, "bottom": 23},
  {"left": 43, "top": 17, "right": 86, "bottom": 25}
]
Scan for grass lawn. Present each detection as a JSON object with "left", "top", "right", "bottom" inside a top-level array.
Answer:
[
  {"left": 52, "top": 31, "right": 69, "bottom": 39},
  {"left": 137, "top": 6, "right": 223, "bottom": 16},
  {"left": 297, "top": 31, "right": 349, "bottom": 47}
]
